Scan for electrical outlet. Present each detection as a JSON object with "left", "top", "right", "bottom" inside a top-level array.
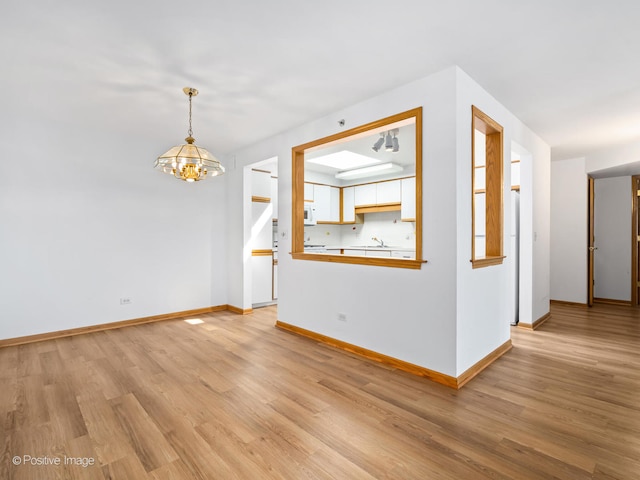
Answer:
[
  {"left": 337, "top": 312, "right": 347, "bottom": 322},
  {"left": 120, "top": 297, "right": 132, "bottom": 305}
]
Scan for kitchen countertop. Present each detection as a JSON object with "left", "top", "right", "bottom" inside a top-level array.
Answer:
[{"left": 315, "top": 245, "right": 416, "bottom": 252}]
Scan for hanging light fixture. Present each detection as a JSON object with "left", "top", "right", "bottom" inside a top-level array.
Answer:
[
  {"left": 371, "top": 133, "right": 385, "bottom": 152},
  {"left": 155, "top": 87, "right": 225, "bottom": 182},
  {"left": 372, "top": 128, "right": 400, "bottom": 153}
]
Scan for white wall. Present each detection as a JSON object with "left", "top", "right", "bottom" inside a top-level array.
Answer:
[
  {"left": 229, "top": 67, "right": 460, "bottom": 376},
  {"left": 227, "top": 66, "right": 550, "bottom": 378},
  {"left": 454, "top": 68, "right": 551, "bottom": 372},
  {"left": 0, "top": 121, "right": 229, "bottom": 340},
  {"left": 304, "top": 211, "right": 414, "bottom": 249},
  {"left": 586, "top": 140, "right": 640, "bottom": 176},
  {"left": 550, "top": 157, "right": 588, "bottom": 304},
  {"left": 594, "top": 176, "right": 631, "bottom": 301}
]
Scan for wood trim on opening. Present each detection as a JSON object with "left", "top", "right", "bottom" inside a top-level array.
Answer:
[
  {"left": 471, "top": 106, "right": 504, "bottom": 269},
  {"left": 290, "top": 252, "right": 425, "bottom": 269},
  {"left": 292, "top": 107, "right": 423, "bottom": 269},
  {"left": 251, "top": 249, "right": 273, "bottom": 256}
]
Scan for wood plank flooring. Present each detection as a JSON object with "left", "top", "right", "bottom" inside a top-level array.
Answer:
[{"left": 1, "top": 303, "right": 639, "bottom": 479}]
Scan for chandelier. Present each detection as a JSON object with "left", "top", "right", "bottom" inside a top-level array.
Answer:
[{"left": 155, "top": 87, "right": 225, "bottom": 182}]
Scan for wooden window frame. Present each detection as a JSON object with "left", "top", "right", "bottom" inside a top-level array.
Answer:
[
  {"left": 291, "top": 108, "right": 424, "bottom": 270},
  {"left": 471, "top": 106, "right": 505, "bottom": 268}
]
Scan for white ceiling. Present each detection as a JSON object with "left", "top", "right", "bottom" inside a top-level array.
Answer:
[{"left": 2, "top": 1, "right": 640, "bottom": 162}]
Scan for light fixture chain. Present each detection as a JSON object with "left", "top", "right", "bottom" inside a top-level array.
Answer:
[{"left": 188, "top": 92, "right": 193, "bottom": 138}]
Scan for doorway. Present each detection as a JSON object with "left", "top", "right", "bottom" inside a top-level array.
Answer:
[
  {"left": 245, "top": 157, "right": 279, "bottom": 309},
  {"left": 588, "top": 176, "right": 633, "bottom": 306}
]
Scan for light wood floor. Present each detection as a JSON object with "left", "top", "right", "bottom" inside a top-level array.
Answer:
[{"left": 1, "top": 303, "right": 639, "bottom": 479}]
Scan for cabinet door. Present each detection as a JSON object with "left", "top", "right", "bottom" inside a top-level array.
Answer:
[
  {"left": 270, "top": 176, "right": 278, "bottom": 221},
  {"left": 343, "top": 187, "right": 355, "bottom": 223},
  {"left": 313, "top": 185, "right": 340, "bottom": 222},
  {"left": 272, "top": 259, "right": 278, "bottom": 300},
  {"left": 354, "top": 184, "right": 376, "bottom": 206},
  {"left": 376, "top": 180, "right": 401, "bottom": 204},
  {"left": 304, "top": 182, "right": 314, "bottom": 202},
  {"left": 251, "top": 170, "right": 271, "bottom": 199},
  {"left": 313, "top": 184, "right": 330, "bottom": 221},
  {"left": 401, "top": 177, "right": 416, "bottom": 221},
  {"left": 365, "top": 249, "right": 392, "bottom": 257},
  {"left": 252, "top": 255, "right": 273, "bottom": 304},
  {"left": 391, "top": 250, "right": 415, "bottom": 259},
  {"left": 329, "top": 186, "right": 340, "bottom": 222},
  {"left": 252, "top": 203, "right": 273, "bottom": 249}
]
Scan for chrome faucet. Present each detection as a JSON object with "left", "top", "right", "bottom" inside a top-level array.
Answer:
[{"left": 372, "top": 236, "right": 385, "bottom": 247}]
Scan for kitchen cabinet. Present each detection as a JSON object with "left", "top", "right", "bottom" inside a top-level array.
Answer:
[
  {"left": 365, "top": 249, "right": 392, "bottom": 258},
  {"left": 391, "top": 250, "right": 415, "bottom": 259},
  {"left": 354, "top": 180, "right": 401, "bottom": 206},
  {"left": 251, "top": 169, "right": 271, "bottom": 200},
  {"left": 376, "top": 180, "right": 401, "bottom": 204},
  {"left": 272, "top": 252, "right": 278, "bottom": 300},
  {"left": 304, "top": 182, "right": 314, "bottom": 202},
  {"left": 342, "top": 187, "right": 355, "bottom": 223},
  {"left": 251, "top": 203, "right": 272, "bottom": 249},
  {"left": 343, "top": 249, "right": 365, "bottom": 256},
  {"left": 252, "top": 254, "right": 273, "bottom": 304},
  {"left": 270, "top": 176, "right": 278, "bottom": 221},
  {"left": 313, "top": 184, "right": 340, "bottom": 222},
  {"left": 401, "top": 177, "right": 416, "bottom": 221},
  {"left": 354, "top": 183, "right": 376, "bottom": 206}
]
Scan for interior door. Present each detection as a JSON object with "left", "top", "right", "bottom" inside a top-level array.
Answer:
[{"left": 588, "top": 177, "right": 595, "bottom": 306}]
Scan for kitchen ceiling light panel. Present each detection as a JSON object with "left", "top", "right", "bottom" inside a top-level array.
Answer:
[
  {"left": 307, "top": 150, "right": 381, "bottom": 170},
  {"left": 335, "top": 162, "right": 403, "bottom": 180}
]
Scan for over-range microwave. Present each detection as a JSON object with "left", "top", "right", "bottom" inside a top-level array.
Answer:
[{"left": 303, "top": 204, "right": 316, "bottom": 226}]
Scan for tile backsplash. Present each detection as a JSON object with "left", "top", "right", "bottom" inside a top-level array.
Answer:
[{"left": 304, "top": 211, "right": 415, "bottom": 248}]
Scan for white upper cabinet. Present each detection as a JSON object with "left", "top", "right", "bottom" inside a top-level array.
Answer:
[
  {"left": 251, "top": 170, "right": 271, "bottom": 199},
  {"left": 354, "top": 180, "right": 401, "bottom": 206},
  {"left": 270, "top": 176, "right": 278, "bottom": 220},
  {"left": 401, "top": 177, "right": 416, "bottom": 221},
  {"left": 313, "top": 184, "right": 340, "bottom": 222},
  {"left": 354, "top": 183, "right": 377, "bottom": 206},
  {"left": 343, "top": 187, "right": 355, "bottom": 223},
  {"left": 376, "top": 180, "right": 401, "bottom": 204},
  {"left": 304, "top": 182, "right": 314, "bottom": 202}
]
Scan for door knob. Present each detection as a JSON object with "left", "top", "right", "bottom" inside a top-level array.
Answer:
[{"left": 589, "top": 246, "right": 598, "bottom": 251}]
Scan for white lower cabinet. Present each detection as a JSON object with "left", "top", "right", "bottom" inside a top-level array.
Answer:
[
  {"left": 252, "top": 255, "right": 273, "bottom": 304},
  {"left": 391, "top": 250, "right": 415, "bottom": 259},
  {"left": 343, "top": 249, "right": 365, "bottom": 256},
  {"left": 272, "top": 257, "right": 278, "bottom": 300},
  {"left": 365, "top": 249, "right": 392, "bottom": 257}
]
